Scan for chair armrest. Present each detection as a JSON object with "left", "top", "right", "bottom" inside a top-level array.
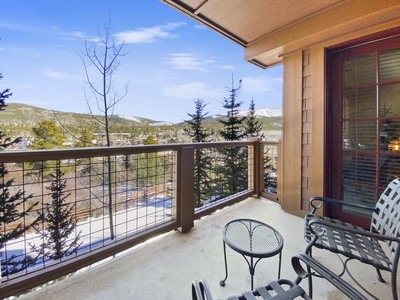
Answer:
[
  {"left": 309, "top": 196, "right": 378, "bottom": 214},
  {"left": 292, "top": 254, "right": 368, "bottom": 300},
  {"left": 308, "top": 218, "right": 400, "bottom": 244}
]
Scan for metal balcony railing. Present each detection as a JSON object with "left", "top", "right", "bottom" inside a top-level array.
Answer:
[{"left": 0, "top": 140, "right": 279, "bottom": 298}]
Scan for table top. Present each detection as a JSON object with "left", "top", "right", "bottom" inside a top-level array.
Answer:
[{"left": 222, "top": 219, "right": 284, "bottom": 258}]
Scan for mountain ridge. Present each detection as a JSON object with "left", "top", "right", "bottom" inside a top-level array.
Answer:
[{"left": 4, "top": 103, "right": 282, "bottom": 126}]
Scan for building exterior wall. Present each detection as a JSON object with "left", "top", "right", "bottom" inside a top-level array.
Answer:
[
  {"left": 279, "top": 25, "right": 400, "bottom": 217},
  {"left": 279, "top": 48, "right": 325, "bottom": 217},
  {"left": 279, "top": 52, "right": 303, "bottom": 216}
]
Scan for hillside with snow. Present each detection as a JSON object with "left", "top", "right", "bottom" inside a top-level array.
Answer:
[
  {"left": 209, "top": 107, "right": 281, "bottom": 120},
  {"left": 238, "top": 107, "right": 282, "bottom": 118}
]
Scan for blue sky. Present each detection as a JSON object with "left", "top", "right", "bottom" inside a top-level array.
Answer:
[{"left": 0, "top": 0, "right": 282, "bottom": 123}]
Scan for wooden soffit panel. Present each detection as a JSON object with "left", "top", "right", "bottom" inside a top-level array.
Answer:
[{"left": 162, "top": 0, "right": 400, "bottom": 68}]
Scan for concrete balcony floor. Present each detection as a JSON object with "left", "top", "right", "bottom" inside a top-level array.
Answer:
[{"left": 19, "top": 198, "right": 394, "bottom": 299}]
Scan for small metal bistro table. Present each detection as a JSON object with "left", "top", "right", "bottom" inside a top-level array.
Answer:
[{"left": 219, "top": 219, "right": 284, "bottom": 290}]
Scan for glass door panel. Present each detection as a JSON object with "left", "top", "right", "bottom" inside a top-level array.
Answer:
[
  {"left": 343, "top": 53, "right": 376, "bottom": 87},
  {"left": 343, "top": 87, "right": 376, "bottom": 118},
  {"left": 342, "top": 120, "right": 377, "bottom": 150},
  {"left": 328, "top": 34, "right": 400, "bottom": 227},
  {"left": 380, "top": 48, "right": 400, "bottom": 82}
]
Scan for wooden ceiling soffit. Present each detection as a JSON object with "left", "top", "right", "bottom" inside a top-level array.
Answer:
[
  {"left": 245, "top": 0, "right": 400, "bottom": 67},
  {"left": 162, "top": 0, "right": 400, "bottom": 68},
  {"left": 162, "top": 0, "right": 247, "bottom": 46}
]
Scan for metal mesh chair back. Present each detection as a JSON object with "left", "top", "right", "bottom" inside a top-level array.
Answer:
[{"left": 371, "top": 178, "right": 400, "bottom": 255}]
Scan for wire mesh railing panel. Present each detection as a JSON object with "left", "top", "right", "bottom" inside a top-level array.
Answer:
[
  {"left": 263, "top": 144, "right": 278, "bottom": 194},
  {"left": 194, "top": 145, "right": 251, "bottom": 210},
  {"left": 0, "top": 150, "right": 177, "bottom": 282}
]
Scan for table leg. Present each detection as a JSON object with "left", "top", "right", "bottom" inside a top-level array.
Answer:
[
  {"left": 250, "top": 256, "right": 254, "bottom": 290},
  {"left": 219, "top": 241, "right": 228, "bottom": 286},
  {"left": 278, "top": 251, "right": 282, "bottom": 279}
]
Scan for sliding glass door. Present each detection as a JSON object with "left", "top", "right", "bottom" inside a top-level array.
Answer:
[{"left": 327, "top": 34, "right": 400, "bottom": 227}]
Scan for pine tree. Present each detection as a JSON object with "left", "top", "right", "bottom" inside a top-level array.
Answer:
[
  {"left": 31, "top": 120, "right": 66, "bottom": 150},
  {"left": 29, "top": 120, "right": 68, "bottom": 179},
  {"left": 244, "top": 98, "right": 263, "bottom": 137},
  {"left": 264, "top": 150, "right": 277, "bottom": 193},
  {"left": 185, "top": 99, "right": 211, "bottom": 143},
  {"left": 137, "top": 135, "right": 169, "bottom": 187},
  {"left": 0, "top": 72, "right": 41, "bottom": 276},
  {"left": 217, "top": 79, "right": 248, "bottom": 198},
  {"left": 219, "top": 79, "right": 245, "bottom": 141},
  {"left": 75, "top": 128, "right": 95, "bottom": 148},
  {"left": 184, "top": 99, "right": 213, "bottom": 207},
  {"left": 31, "top": 161, "right": 81, "bottom": 260}
]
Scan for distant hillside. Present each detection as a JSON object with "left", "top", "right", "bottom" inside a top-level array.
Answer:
[
  {"left": 2, "top": 103, "right": 281, "bottom": 128},
  {"left": 0, "top": 103, "right": 281, "bottom": 146},
  {"left": 208, "top": 107, "right": 282, "bottom": 120},
  {"left": 0, "top": 103, "right": 159, "bottom": 127},
  {"left": 196, "top": 107, "right": 282, "bottom": 130}
]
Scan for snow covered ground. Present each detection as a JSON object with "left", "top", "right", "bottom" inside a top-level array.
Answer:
[{"left": 1, "top": 195, "right": 174, "bottom": 278}]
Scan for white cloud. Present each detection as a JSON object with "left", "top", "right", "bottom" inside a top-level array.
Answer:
[
  {"left": 44, "top": 70, "right": 80, "bottom": 81},
  {"left": 114, "top": 22, "right": 185, "bottom": 44},
  {"left": 59, "top": 30, "right": 85, "bottom": 41},
  {"left": 241, "top": 76, "right": 273, "bottom": 93},
  {"left": 194, "top": 24, "right": 207, "bottom": 30},
  {"left": 220, "top": 65, "right": 234, "bottom": 70},
  {"left": 162, "top": 82, "right": 224, "bottom": 99},
  {"left": 165, "top": 53, "right": 208, "bottom": 71},
  {"left": 165, "top": 52, "right": 230, "bottom": 72}
]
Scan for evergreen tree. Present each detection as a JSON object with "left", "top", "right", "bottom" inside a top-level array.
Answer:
[
  {"left": 0, "top": 72, "right": 41, "bottom": 276},
  {"left": 75, "top": 128, "right": 95, "bottom": 180},
  {"left": 244, "top": 98, "right": 263, "bottom": 137},
  {"left": 137, "top": 135, "right": 169, "bottom": 187},
  {"left": 143, "top": 135, "right": 158, "bottom": 145},
  {"left": 31, "top": 161, "right": 81, "bottom": 260},
  {"left": 31, "top": 120, "right": 66, "bottom": 150},
  {"left": 75, "top": 128, "right": 95, "bottom": 148},
  {"left": 185, "top": 99, "right": 210, "bottom": 143},
  {"left": 217, "top": 79, "right": 248, "bottom": 198},
  {"left": 29, "top": 120, "right": 67, "bottom": 179},
  {"left": 264, "top": 149, "right": 277, "bottom": 193},
  {"left": 184, "top": 99, "right": 213, "bottom": 207},
  {"left": 219, "top": 79, "right": 245, "bottom": 141}
]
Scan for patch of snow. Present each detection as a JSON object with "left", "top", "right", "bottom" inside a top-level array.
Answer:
[
  {"left": 150, "top": 121, "right": 173, "bottom": 126},
  {"left": 119, "top": 115, "right": 143, "bottom": 123},
  {"left": 237, "top": 107, "right": 282, "bottom": 118}
]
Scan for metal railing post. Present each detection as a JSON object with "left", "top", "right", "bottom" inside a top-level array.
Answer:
[
  {"left": 178, "top": 146, "right": 195, "bottom": 233},
  {"left": 248, "top": 138, "right": 263, "bottom": 197}
]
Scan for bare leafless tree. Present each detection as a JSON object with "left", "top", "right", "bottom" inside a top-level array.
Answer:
[{"left": 79, "top": 21, "right": 129, "bottom": 240}]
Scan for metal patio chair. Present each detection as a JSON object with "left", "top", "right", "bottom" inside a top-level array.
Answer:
[
  {"left": 304, "top": 178, "right": 400, "bottom": 299},
  {"left": 192, "top": 254, "right": 367, "bottom": 299},
  {"left": 192, "top": 278, "right": 312, "bottom": 300}
]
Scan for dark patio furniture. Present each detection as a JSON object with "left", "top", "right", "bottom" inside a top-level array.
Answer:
[
  {"left": 219, "top": 219, "right": 284, "bottom": 290},
  {"left": 193, "top": 278, "right": 311, "bottom": 300},
  {"left": 192, "top": 253, "right": 367, "bottom": 299},
  {"left": 304, "top": 178, "right": 400, "bottom": 299}
]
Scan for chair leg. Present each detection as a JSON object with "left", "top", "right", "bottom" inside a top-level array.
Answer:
[
  {"left": 376, "top": 268, "right": 385, "bottom": 283},
  {"left": 391, "top": 268, "right": 398, "bottom": 300},
  {"left": 293, "top": 249, "right": 313, "bottom": 298},
  {"left": 307, "top": 248, "right": 313, "bottom": 298}
]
